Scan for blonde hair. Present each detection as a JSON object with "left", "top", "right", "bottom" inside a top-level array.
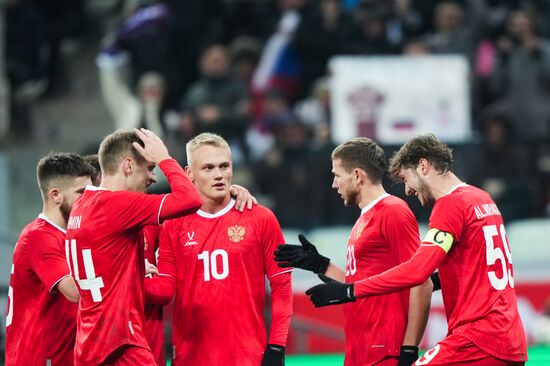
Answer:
[{"left": 186, "top": 133, "right": 231, "bottom": 165}]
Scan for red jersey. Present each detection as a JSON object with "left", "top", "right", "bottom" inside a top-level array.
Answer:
[
  {"left": 6, "top": 214, "right": 77, "bottom": 366},
  {"left": 66, "top": 159, "right": 201, "bottom": 365},
  {"left": 428, "top": 184, "right": 526, "bottom": 361},
  {"left": 155, "top": 200, "right": 292, "bottom": 366},
  {"left": 354, "top": 184, "right": 527, "bottom": 362},
  {"left": 344, "top": 194, "right": 420, "bottom": 366},
  {"left": 143, "top": 225, "right": 165, "bottom": 366}
]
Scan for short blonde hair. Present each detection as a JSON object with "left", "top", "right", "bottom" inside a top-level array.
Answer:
[{"left": 186, "top": 133, "right": 231, "bottom": 165}]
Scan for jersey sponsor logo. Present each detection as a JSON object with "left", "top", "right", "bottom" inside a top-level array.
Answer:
[
  {"left": 184, "top": 232, "right": 199, "bottom": 246},
  {"left": 228, "top": 225, "right": 245, "bottom": 243}
]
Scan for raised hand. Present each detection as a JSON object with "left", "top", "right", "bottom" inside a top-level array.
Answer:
[
  {"left": 274, "top": 234, "right": 330, "bottom": 274},
  {"left": 133, "top": 128, "right": 171, "bottom": 164}
]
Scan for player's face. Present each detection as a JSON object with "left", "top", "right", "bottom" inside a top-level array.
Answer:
[
  {"left": 189, "top": 145, "right": 232, "bottom": 203},
  {"left": 60, "top": 176, "right": 92, "bottom": 221},
  {"left": 129, "top": 160, "right": 157, "bottom": 193},
  {"left": 331, "top": 158, "right": 359, "bottom": 207},
  {"left": 400, "top": 167, "right": 435, "bottom": 207}
]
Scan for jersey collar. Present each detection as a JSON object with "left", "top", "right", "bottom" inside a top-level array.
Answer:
[
  {"left": 444, "top": 182, "right": 468, "bottom": 197},
  {"left": 38, "top": 213, "right": 66, "bottom": 234},
  {"left": 360, "top": 192, "right": 390, "bottom": 216},
  {"left": 197, "top": 199, "right": 236, "bottom": 219},
  {"left": 85, "top": 185, "right": 107, "bottom": 191}
]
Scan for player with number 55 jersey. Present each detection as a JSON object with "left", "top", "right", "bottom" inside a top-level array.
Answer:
[
  {"left": 66, "top": 129, "right": 201, "bottom": 366},
  {"left": 305, "top": 135, "right": 527, "bottom": 366},
  {"left": 145, "top": 133, "right": 292, "bottom": 366}
]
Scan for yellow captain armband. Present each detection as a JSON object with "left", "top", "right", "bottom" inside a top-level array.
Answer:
[{"left": 422, "top": 228, "right": 454, "bottom": 253}]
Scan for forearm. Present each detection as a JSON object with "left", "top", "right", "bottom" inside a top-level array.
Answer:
[
  {"left": 354, "top": 245, "right": 446, "bottom": 298},
  {"left": 158, "top": 159, "right": 202, "bottom": 221},
  {"left": 268, "top": 272, "right": 293, "bottom": 346},
  {"left": 324, "top": 262, "right": 346, "bottom": 282},
  {"left": 144, "top": 275, "right": 175, "bottom": 305},
  {"left": 402, "top": 279, "right": 433, "bottom": 346}
]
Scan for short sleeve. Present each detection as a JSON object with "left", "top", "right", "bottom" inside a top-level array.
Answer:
[
  {"left": 104, "top": 191, "right": 166, "bottom": 231},
  {"left": 254, "top": 207, "right": 288, "bottom": 279},
  {"left": 26, "top": 231, "right": 70, "bottom": 292},
  {"left": 382, "top": 203, "right": 421, "bottom": 263},
  {"left": 429, "top": 195, "right": 465, "bottom": 242}
]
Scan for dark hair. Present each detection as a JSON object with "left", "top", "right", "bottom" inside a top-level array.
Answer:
[
  {"left": 37, "top": 153, "right": 93, "bottom": 196},
  {"left": 98, "top": 129, "right": 144, "bottom": 175},
  {"left": 331, "top": 137, "right": 386, "bottom": 184},
  {"left": 83, "top": 154, "right": 101, "bottom": 185},
  {"left": 388, "top": 134, "right": 453, "bottom": 179}
]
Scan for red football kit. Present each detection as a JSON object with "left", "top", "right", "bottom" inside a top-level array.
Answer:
[
  {"left": 145, "top": 200, "right": 293, "bottom": 366},
  {"left": 142, "top": 225, "right": 165, "bottom": 366},
  {"left": 6, "top": 214, "right": 77, "bottom": 366},
  {"left": 344, "top": 194, "right": 420, "bottom": 366},
  {"left": 354, "top": 184, "right": 527, "bottom": 364},
  {"left": 66, "top": 159, "right": 201, "bottom": 366}
]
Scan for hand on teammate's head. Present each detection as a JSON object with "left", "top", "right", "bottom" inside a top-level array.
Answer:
[{"left": 133, "top": 128, "right": 171, "bottom": 164}]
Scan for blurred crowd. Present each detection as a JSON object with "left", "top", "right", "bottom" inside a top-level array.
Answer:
[{"left": 4, "top": 0, "right": 550, "bottom": 227}]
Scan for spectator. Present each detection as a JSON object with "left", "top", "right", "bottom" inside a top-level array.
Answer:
[
  {"left": 181, "top": 44, "right": 250, "bottom": 161},
  {"left": 466, "top": 112, "right": 534, "bottom": 220},
  {"left": 423, "top": 0, "right": 487, "bottom": 64},
  {"left": 489, "top": 9, "right": 550, "bottom": 141},
  {"left": 294, "top": 76, "right": 332, "bottom": 145}
]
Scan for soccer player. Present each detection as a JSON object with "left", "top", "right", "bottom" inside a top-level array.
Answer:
[
  {"left": 6, "top": 153, "right": 93, "bottom": 366},
  {"left": 305, "top": 134, "right": 528, "bottom": 365},
  {"left": 275, "top": 137, "right": 432, "bottom": 366},
  {"left": 66, "top": 128, "right": 202, "bottom": 365},
  {"left": 145, "top": 133, "right": 293, "bottom": 366}
]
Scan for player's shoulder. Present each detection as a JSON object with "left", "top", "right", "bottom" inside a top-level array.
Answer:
[
  {"left": 376, "top": 195, "right": 413, "bottom": 215},
  {"left": 245, "top": 204, "right": 277, "bottom": 220},
  {"left": 18, "top": 218, "right": 62, "bottom": 250}
]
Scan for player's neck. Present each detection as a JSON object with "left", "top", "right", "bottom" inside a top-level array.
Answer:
[
  {"left": 42, "top": 204, "right": 67, "bottom": 229},
  {"left": 100, "top": 174, "right": 126, "bottom": 191},
  {"left": 357, "top": 184, "right": 386, "bottom": 210},
  {"left": 431, "top": 172, "right": 463, "bottom": 200},
  {"left": 200, "top": 195, "right": 232, "bottom": 214}
]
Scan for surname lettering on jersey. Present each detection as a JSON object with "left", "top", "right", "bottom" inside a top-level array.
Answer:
[
  {"left": 67, "top": 216, "right": 82, "bottom": 230},
  {"left": 474, "top": 203, "right": 501, "bottom": 220}
]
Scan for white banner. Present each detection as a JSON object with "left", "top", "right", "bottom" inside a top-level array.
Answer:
[{"left": 330, "top": 55, "right": 471, "bottom": 144}]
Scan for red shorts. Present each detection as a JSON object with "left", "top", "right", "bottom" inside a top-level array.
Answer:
[
  {"left": 414, "top": 334, "right": 525, "bottom": 366},
  {"left": 100, "top": 345, "right": 157, "bottom": 366}
]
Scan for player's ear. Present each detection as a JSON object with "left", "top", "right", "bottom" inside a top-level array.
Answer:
[
  {"left": 49, "top": 187, "right": 62, "bottom": 205},
  {"left": 122, "top": 158, "right": 133, "bottom": 176},
  {"left": 418, "top": 158, "right": 430, "bottom": 175},
  {"left": 185, "top": 166, "right": 194, "bottom": 182}
]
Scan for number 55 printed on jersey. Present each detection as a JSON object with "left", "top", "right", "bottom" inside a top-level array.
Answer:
[
  {"left": 66, "top": 239, "right": 105, "bottom": 302},
  {"left": 483, "top": 224, "right": 514, "bottom": 290}
]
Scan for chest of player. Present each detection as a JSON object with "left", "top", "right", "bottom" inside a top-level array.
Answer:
[{"left": 346, "top": 215, "right": 396, "bottom": 278}]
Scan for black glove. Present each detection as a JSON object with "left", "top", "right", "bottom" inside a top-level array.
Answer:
[
  {"left": 397, "top": 345, "right": 419, "bottom": 366},
  {"left": 274, "top": 234, "right": 330, "bottom": 274},
  {"left": 430, "top": 272, "right": 441, "bottom": 292},
  {"left": 306, "top": 274, "right": 355, "bottom": 307},
  {"left": 261, "top": 344, "right": 285, "bottom": 366}
]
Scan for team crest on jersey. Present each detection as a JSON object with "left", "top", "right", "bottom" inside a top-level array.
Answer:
[
  {"left": 355, "top": 222, "right": 365, "bottom": 240},
  {"left": 184, "top": 232, "right": 199, "bottom": 246},
  {"left": 228, "top": 225, "right": 245, "bottom": 243}
]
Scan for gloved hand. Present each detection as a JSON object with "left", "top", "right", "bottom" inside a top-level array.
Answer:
[
  {"left": 261, "top": 344, "right": 285, "bottom": 366},
  {"left": 274, "top": 234, "right": 330, "bottom": 274},
  {"left": 430, "top": 272, "right": 441, "bottom": 292},
  {"left": 306, "top": 274, "right": 355, "bottom": 307},
  {"left": 397, "top": 345, "right": 419, "bottom": 366}
]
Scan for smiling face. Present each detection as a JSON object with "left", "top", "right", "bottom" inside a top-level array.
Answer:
[
  {"left": 331, "top": 158, "right": 359, "bottom": 207},
  {"left": 399, "top": 167, "right": 435, "bottom": 207},
  {"left": 187, "top": 145, "right": 232, "bottom": 205}
]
